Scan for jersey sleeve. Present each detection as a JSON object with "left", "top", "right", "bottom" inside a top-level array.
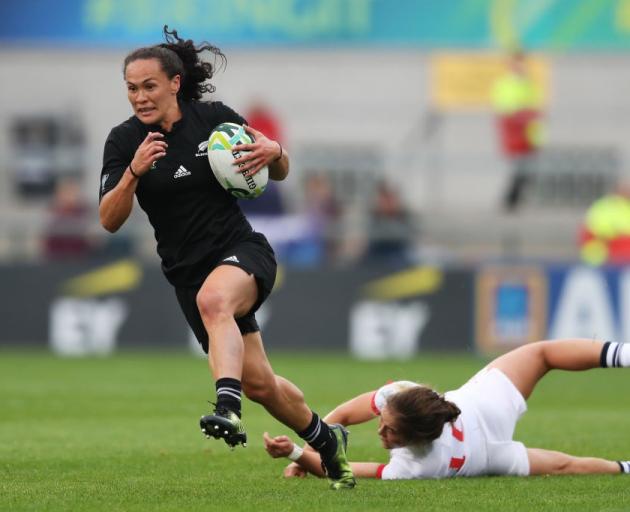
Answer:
[
  {"left": 381, "top": 447, "right": 448, "bottom": 480},
  {"left": 372, "top": 381, "right": 420, "bottom": 415},
  {"left": 379, "top": 450, "right": 420, "bottom": 480},
  {"left": 99, "top": 128, "right": 134, "bottom": 202}
]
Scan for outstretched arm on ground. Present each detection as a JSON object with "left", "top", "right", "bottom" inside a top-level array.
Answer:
[{"left": 263, "top": 432, "right": 382, "bottom": 478}]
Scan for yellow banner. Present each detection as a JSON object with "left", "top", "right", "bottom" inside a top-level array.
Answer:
[{"left": 431, "top": 53, "right": 550, "bottom": 110}]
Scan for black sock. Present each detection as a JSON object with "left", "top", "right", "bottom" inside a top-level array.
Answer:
[
  {"left": 215, "top": 377, "right": 242, "bottom": 418},
  {"left": 296, "top": 412, "right": 337, "bottom": 461},
  {"left": 601, "top": 341, "right": 613, "bottom": 367}
]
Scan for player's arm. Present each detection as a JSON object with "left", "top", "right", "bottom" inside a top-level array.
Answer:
[
  {"left": 283, "top": 461, "right": 382, "bottom": 479},
  {"left": 100, "top": 132, "right": 167, "bottom": 232},
  {"left": 264, "top": 433, "right": 382, "bottom": 479},
  {"left": 267, "top": 143, "right": 289, "bottom": 181},
  {"left": 235, "top": 126, "right": 289, "bottom": 181},
  {"left": 99, "top": 171, "right": 139, "bottom": 232},
  {"left": 323, "top": 391, "right": 378, "bottom": 426},
  {"left": 350, "top": 463, "right": 382, "bottom": 478}
]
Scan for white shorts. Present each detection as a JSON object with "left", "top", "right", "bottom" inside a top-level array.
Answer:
[{"left": 455, "top": 367, "right": 530, "bottom": 476}]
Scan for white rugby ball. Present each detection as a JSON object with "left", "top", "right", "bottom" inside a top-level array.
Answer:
[{"left": 207, "top": 122, "right": 268, "bottom": 199}]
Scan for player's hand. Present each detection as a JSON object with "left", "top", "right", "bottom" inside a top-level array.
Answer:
[
  {"left": 263, "top": 432, "right": 294, "bottom": 458},
  {"left": 131, "top": 132, "right": 167, "bottom": 175},
  {"left": 232, "top": 125, "right": 281, "bottom": 177},
  {"left": 283, "top": 462, "right": 307, "bottom": 478}
]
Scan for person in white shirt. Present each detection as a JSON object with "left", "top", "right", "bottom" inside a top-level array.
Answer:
[{"left": 264, "top": 338, "right": 630, "bottom": 479}]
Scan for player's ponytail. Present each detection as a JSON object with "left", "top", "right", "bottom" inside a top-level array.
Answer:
[
  {"left": 123, "top": 25, "right": 226, "bottom": 102},
  {"left": 387, "top": 386, "right": 461, "bottom": 446}
]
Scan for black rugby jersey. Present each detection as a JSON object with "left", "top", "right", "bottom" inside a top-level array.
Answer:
[{"left": 100, "top": 100, "right": 254, "bottom": 286}]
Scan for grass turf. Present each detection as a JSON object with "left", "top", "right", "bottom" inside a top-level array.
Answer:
[{"left": 1, "top": 350, "right": 629, "bottom": 511}]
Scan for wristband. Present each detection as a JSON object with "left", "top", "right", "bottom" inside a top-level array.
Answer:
[
  {"left": 287, "top": 443, "right": 304, "bottom": 462},
  {"left": 273, "top": 142, "right": 283, "bottom": 162},
  {"left": 128, "top": 163, "right": 140, "bottom": 179}
]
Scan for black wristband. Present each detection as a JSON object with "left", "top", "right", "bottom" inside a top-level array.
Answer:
[
  {"left": 273, "top": 142, "right": 283, "bottom": 162},
  {"left": 128, "top": 163, "right": 140, "bottom": 179}
]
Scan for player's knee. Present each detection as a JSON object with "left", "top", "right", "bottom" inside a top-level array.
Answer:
[
  {"left": 549, "top": 453, "right": 573, "bottom": 474},
  {"left": 537, "top": 341, "right": 558, "bottom": 370},
  {"left": 196, "top": 288, "right": 232, "bottom": 323},
  {"left": 520, "top": 341, "right": 550, "bottom": 371}
]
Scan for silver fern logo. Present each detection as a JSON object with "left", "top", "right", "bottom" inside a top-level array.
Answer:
[{"left": 196, "top": 140, "right": 209, "bottom": 157}]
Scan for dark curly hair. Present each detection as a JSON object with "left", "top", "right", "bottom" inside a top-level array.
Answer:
[
  {"left": 123, "top": 26, "right": 226, "bottom": 101},
  {"left": 386, "top": 386, "right": 461, "bottom": 446}
]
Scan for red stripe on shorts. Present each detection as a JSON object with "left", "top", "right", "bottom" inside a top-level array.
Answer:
[
  {"left": 376, "top": 464, "right": 386, "bottom": 479},
  {"left": 449, "top": 456, "right": 466, "bottom": 471}
]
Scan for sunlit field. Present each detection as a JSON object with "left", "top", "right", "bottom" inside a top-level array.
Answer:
[{"left": 1, "top": 351, "right": 629, "bottom": 511}]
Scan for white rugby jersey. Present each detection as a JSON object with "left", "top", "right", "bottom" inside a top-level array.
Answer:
[{"left": 372, "top": 381, "right": 487, "bottom": 480}]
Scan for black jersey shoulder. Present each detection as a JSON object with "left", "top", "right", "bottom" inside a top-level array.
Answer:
[
  {"left": 184, "top": 100, "right": 248, "bottom": 129},
  {"left": 108, "top": 114, "right": 148, "bottom": 142}
]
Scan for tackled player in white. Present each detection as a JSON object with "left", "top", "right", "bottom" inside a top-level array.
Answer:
[{"left": 264, "top": 339, "right": 630, "bottom": 479}]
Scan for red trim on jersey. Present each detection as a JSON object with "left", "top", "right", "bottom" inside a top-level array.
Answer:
[
  {"left": 370, "top": 392, "right": 380, "bottom": 415},
  {"left": 376, "top": 464, "right": 386, "bottom": 479},
  {"left": 451, "top": 423, "right": 464, "bottom": 442},
  {"left": 449, "top": 456, "right": 466, "bottom": 471}
]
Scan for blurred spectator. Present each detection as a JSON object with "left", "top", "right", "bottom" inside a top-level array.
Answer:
[
  {"left": 42, "top": 178, "right": 93, "bottom": 260},
  {"left": 364, "top": 181, "right": 414, "bottom": 265},
  {"left": 492, "top": 50, "right": 545, "bottom": 212},
  {"left": 238, "top": 180, "right": 285, "bottom": 216},
  {"left": 246, "top": 98, "right": 283, "bottom": 143},
  {"left": 11, "top": 116, "right": 58, "bottom": 198},
  {"left": 305, "top": 173, "right": 340, "bottom": 258},
  {"left": 240, "top": 99, "right": 286, "bottom": 217},
  {"left": 11, "top": 113, "right": 86, "bottom": 200},
  {"left": 579, "top": 183, "right": 630, "bottom": 266}
]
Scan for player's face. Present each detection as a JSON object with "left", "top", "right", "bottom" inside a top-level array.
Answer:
[
  {"left": 378, "top": 407, "right": 404, "bottom": 449},
  {"left": 125, "top": 58, "right": 180, "bottom": 127}
]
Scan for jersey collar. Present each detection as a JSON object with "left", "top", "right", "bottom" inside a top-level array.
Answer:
[{"left": 143, "top": 99, "right": 189, "bottom": 135}]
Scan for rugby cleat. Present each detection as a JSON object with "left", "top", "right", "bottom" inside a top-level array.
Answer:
[
  {"left": 321, "top": 424, "right": 356, "bottom": 490},
  {"left": 200, "top": 407, "right": 247, "bottom": 448}
]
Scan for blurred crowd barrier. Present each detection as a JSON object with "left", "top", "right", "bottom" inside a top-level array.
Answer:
[
  {"left": 1, "top": 47, "right": 629, "bottom": 265},
  {"left": 1, "top": 258, "right": 628, "bottom": 358},
  {"left": 0, "top": 139, "right": 620, "bottom": 266},
  {"left": 3, "top": 1, "right": 630, "bottom": 347}
]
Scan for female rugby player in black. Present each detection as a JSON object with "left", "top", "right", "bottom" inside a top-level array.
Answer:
[{"left": 98, "top": 26, "right": 354, "bottom": 490}]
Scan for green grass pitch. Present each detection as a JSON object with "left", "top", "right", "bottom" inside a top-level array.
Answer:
[{"left": 1, "top": 350, "right": 629, "bottom": 511}]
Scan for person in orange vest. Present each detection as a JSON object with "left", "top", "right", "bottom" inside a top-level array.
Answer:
[
  {"left": 492, "top": 50, "right": 544, "bottom": 212},
  {"left": 579, "top": 184, "right": 630, "bottom": 266}
]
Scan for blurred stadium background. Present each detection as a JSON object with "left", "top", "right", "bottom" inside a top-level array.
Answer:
[
  {"left": 5, "top": 2, "right": 630, "bottom": 511},
  {"left": 2, "top": 0, "right": 630, "bottom": 357}
]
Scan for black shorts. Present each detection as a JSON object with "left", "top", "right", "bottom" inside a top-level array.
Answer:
[{"left": 175, "top": 232, "right": 277, "bottom": 354}]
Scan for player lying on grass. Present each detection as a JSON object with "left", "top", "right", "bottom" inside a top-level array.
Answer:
[{"left": 264, "top": 339, "right": 630, "bottom": 480}]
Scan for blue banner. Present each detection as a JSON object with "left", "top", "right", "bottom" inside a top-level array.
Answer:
[{"left": 1, "top": 0, "right": 630, "bottom": 50}]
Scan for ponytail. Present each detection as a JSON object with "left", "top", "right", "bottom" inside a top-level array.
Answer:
[{"left": 123, "top": 25, "right": 226, "bottom": 101}]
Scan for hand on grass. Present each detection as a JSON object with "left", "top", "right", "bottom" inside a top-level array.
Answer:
[
  {"left": 263, "top": 432, "right": 294, "bottom": 458},
  {"left": 283, "top": 462, "right": 307, "bottom": 478}
]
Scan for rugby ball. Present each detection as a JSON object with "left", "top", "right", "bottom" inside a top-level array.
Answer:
[{"left": 207, "top": 122, "right": 268, "bottom": 199}]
